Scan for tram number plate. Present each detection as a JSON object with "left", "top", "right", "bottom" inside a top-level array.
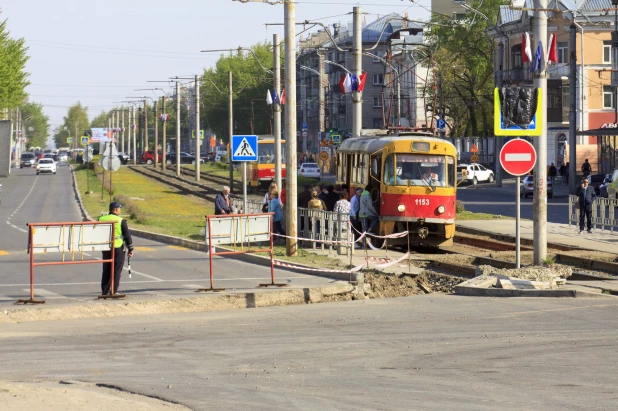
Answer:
[{"left": 415, "top": 198, "right": 430, "bottom": 206}]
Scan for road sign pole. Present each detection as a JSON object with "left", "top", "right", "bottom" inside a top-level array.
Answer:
[
  {"left": 516, "top": 173, "right": 520, "bottom": 268},
  {"left": 243, "top": 162, "right": 247, "bottom": 214}
]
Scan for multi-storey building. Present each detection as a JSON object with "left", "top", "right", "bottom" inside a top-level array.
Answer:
[{"left": 492, "top": 0, "right": 616, "bottom": 172}]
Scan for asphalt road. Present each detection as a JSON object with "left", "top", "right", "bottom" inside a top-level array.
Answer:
[
  {"left": 0, "top": 165, "right": 339, "bottom": 306},
  {"left": 457, "top": 178, "right": 569, "bottom": 223},
  {"left": 1, "top": 295, "right": 617, "bottom": 410}
]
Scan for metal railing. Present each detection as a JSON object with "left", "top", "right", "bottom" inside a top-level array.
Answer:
[
  {"left": 232, "top": 198, "right": 263, "bottom": 214},
  {"left": 569, "top": 195, "right": 618, "bottom": 231}
]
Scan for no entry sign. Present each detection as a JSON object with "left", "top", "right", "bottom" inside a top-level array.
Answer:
[{"left": 500, "top": 139, "right": 536, "bottom": 176}]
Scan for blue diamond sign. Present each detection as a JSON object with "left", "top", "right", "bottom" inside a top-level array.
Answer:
[{"left": 231, "top": 135, "right": 258, "bottom": 162}]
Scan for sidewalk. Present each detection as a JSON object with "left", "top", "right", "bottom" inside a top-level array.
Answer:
[{"left": 457, "top": 219, "right": 618, "bottom": 254}]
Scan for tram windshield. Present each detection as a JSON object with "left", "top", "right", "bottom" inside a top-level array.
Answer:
[
  {"left": 258, "top": 142, "right": 286, "bottom": 164},
  {"left": 383, "top": 154, "right": 455, "bottom": 187}
]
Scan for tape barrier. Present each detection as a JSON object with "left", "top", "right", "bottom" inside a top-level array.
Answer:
[
  {"left": 350, "top": 224, "right": 409, "bottom": 240},
  {"left": 274, "top": 260, "right": 365, "bottom": 274},
  {"left": 372, "top": 253, "right": 410, "bottom": 269}
]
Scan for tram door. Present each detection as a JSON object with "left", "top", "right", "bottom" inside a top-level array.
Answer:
[{"left": 370, "top": 153, "right": 382, "bottom": 211}]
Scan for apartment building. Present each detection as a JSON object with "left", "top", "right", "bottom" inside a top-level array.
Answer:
[{"left": 492, "top": 0, "right": 616, "bottom": 172}]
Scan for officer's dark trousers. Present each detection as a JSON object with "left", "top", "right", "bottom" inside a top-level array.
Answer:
[{"left": 101, "top": 247, "right": 125, "bottom": 295}]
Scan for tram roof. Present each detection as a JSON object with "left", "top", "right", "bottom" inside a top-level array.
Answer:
[{"left": 338, "top": 134, "right": 450, "bottom": 153}]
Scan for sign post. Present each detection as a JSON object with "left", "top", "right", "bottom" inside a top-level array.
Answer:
[
  {"left": 231, "top": 135, "right": 258, "bottom": 213},
  {"left": 500, "top": 138, "right": 537, "bottom": 268}
]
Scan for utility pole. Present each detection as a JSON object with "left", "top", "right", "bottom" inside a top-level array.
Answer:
[
  {"left": 121, "top": 109, "right": 125, "bottom": 154},
  {"left": 569, "top": 24, "right": 577, "bottom": 195},
  {"left": 143, "top": 99, "right": 148, "bottom": 160},
  {"left": 318, "top": 51, "right": 326, "bottom": 139},
  {"left": 352, "top": 6, "right": 362, "bottom": 137},
  {"left": 153, "top": 100, "right": 158, "bottom": 168},
  {"left": 132, "top": 105, "right": 137, "bottom": 165},
  {"left": 438, "top": 70, "right": 445, "bottom": 138},
  {"left": 195, "top": 74, "right": 201, "bottom": 182},
  {"left": 176, "top": 81, "right": 181, "bottom": 176},
  {"left": 495, "top": 41, "right": 505, "bottom": 187},
  {"left": 284, "top": 0, "right": 298, "bottom": 256},
  {"left": 229, "top": 71, "right": 234, "bottom": 192},
  {"left": 162, "top": 96, "right": 167, "bottom": 170},
  {"left": 533, "top": 0, "right": 548, "bottom": 264},
  {"left": 273, "top": 33, "right": 282, "bottom": 190}
]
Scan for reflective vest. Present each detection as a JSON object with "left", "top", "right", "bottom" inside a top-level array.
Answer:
[{"left": 99, "top": 213, "right": 124, "bottom": 248}]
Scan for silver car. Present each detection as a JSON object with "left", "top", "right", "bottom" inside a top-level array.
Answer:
[{"left": 520, "top": 174, "right": 553, "bottom": 199}]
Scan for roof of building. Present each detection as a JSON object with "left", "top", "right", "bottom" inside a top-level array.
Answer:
[{"left": 498, "top": 0, "right": 614, "bottom": 27}]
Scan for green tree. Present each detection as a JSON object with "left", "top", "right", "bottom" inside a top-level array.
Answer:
[
  {"left": 0, "top": 11, "right": 29, "bottom": 111},
  {"left": 424, "top": 0, "right": 499, "bottom": 137},
  {"left": 201, "top": 43, "right": 274, "bottom": 142},
  {"left": 54, "top": 102, "right": 89, "bottom": 148},
  {"left": 90, "top": 110, "right": 109, "bottom": 128},
  {"left": 19, "top": 102, "right": 50, "bottom": 149}
]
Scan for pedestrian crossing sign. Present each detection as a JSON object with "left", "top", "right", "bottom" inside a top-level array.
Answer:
[
  {"left": 231, "top": 135, "right": 258, "bottom": 162},
  {"left": 81, "top": 136, "right": 90, "bottom": 146}
]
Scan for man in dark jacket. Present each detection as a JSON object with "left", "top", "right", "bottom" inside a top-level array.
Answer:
[
  {"left": 326, "top": 184, "right": 339, "bottom": 211},
  {"left": 298, "top": 184, "right": 312, "bottom": 209},
  {"left": 576, "top": 177, "right": 596, "bottom": 233},
  {"left": 214, "top": 186, "right": 234, "bottom": 215},
  {"left": 548, "top": 163, "right": 557, "bottom": 185}
]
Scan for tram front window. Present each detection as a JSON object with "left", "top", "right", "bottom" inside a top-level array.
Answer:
[
  {"left": 383, "top": 154, "right": 454, "bottom": 187},
  {"left": 258, "top": 143, "right": 286, "bottom": 164}
]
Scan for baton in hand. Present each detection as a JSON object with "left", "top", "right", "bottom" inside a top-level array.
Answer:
[{"left": 128, "top": 255, "right": 132, "bottom": 279}]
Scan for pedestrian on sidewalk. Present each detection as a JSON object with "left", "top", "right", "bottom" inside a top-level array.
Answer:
[
  {"left": 359, "top": 184, "right": 378, "bottom": 241},
  {"left": 565, "top": 162, "right": 570, "bottom": 184},
  {"left": 581, "top": 159, "right": 592, "bottom": 176},
  {"left": 214, "top": 186, "right": 234, "bottom": 215},
  {"left": 98, "top": 201, "right": 134, "bottom": 295},
  {"left": 559, "top": 163, "right": 566, "bottom": 184},
  {"left": 268, "top": 190, "right": 285, "bottom": 241},
  {"left": 549, "top": 163, "right": 557, "bottom": 185},
  {"left": 576, "top": 177, "right": 596, "bottom": 233}
]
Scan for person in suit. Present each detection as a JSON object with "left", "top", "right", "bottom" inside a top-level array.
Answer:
[{"left": 576, "top": 177, "right": 596, "bottom": 233}]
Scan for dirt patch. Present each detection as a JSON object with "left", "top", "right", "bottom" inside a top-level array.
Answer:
[
  {"left": 363, "top": 272, "right": 422, "bottom": 298},
  {"left": 0, "top": 380, "right": 188, "bottom": 410},
  {"left": 475, "top": 264, "right": 572, "bottom": 282},
  {"left": 417, "top": 272, "right": 468, "bottom": 293}
]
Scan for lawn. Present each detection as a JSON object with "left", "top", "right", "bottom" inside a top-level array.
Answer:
[
  {"left": 456, "top": 210, "right": 513, "bottom": 220},
  {"left": 74, "top": 164, "right": 213, "bottom": 240},
  {"left": 184, "top": 162, "right": 241, "bottom": 177}
]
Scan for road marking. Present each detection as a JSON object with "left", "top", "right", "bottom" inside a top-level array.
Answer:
[
  {"left": 168, "top": 245, "right": 190, "bottom": 251},
  {"left": 134, "top": 246, "right": 155, "bottom": 251},
  {"left": 0, "top": 250, "right": 9, "bottom": 256},
  {"left": 23, "top": 288, "right": 68, "bottom": 299},
  {"left": 6, "top": 175, "right": 39, "bottom": 234},
  {"left": 0, "top": 294, "right": 12, "bottom": 301},
  {"left": 182, "top": 284, "right": 207, "bottom": 289},
  {"left": 82, "top": 252, "right": 165, "bottom": 282}
]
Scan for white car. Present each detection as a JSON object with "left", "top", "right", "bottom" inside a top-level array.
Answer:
[
  {"left": 298, "top": 162, "right": 320, "bottom": 178},
  {"left": 36, "top": 158, "right": 56, "bottom": 175},
  {"left": 457, "top": 163, "right": 494, "bottom": 185},
  {"left": 57, "top": 152, "right": 68, "bottom": 162}
]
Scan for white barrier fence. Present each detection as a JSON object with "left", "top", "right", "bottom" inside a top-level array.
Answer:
[{"left": 569, "top": 194, "right": 618, "bottom": 231}]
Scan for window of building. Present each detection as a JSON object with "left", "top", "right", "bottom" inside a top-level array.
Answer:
[
  {"left": 373, "top": 74, "right": 384, "bottom": 85},
  {"left": 604, "top": 86, "right": 615, "bottom": 109},
  {"left": 557, "top": 42, "right": 568, "bottom": 64},
  {"left": 373, "top": 118, "right": 383, "bottom": 128},
  {"left": 454, "top": 13, "right": 466, "bottom": 20},
  {"left": 604, "top": 41, "right": 612, "bottom": 64},
  {"left": 373, "top": 97, "right": 382, "bottom": 108},
  {"left": 512, "top": 44, "right": 522, "bottom": 68}
]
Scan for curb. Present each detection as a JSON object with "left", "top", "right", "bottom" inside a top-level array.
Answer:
[
  {"left": 456, "top": 225, "right": 583, "bottom": 252},
  {"left": 71, "top": 166, "right": 362, "bottom": 283}
]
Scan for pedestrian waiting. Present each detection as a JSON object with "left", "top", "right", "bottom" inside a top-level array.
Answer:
[{"left": 576, "top": 176, "right": 596, "bottom": 233}]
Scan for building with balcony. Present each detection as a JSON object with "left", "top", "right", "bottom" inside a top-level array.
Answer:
[{"left": 492, "top": 0, "right": 617, "bottom": 172}]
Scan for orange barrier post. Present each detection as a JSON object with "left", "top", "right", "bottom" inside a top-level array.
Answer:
[
  {"left": 16, "top": 221, "right": 122, "bottom": 304},
  {"left": 259, "top": 212, "right": 287, "bottom": 287}
]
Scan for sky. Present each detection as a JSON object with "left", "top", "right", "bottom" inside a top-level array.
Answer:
[{"left": 2, "top": 0, "right": 430, "bottom": 139}]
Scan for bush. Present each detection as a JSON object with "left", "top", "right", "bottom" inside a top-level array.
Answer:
[
  {"left": 114, "top": 194, "right": 147, "bottom": 224},
  {"left": 456, "top": 200, "right": 465, "bottom": 213}
]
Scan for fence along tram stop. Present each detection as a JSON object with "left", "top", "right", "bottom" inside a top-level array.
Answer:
[{"left": 17, "top": 221, "right": 122, "bottom": 304}]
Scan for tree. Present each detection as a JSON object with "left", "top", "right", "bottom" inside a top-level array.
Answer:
[
  {"left": 90, "top": 110, "right": 109, "bottom": 128},
  {"left": 424, "top": 0, "right": 500, "bottom": 137},
  {"left": 19, "top": 102, "right": 50, "bottom": 149},
  {"left": 200, "top": 43, "right": 274, "bottom": 142},
  {"left": 54, "top": 102, "right": 89, "bottom": 148},
  {"left": 0, "top": 11, "right": 29, "bottom": 112}
]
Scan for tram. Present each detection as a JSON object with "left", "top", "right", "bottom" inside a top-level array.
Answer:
[
  {"left": 244, "top": 136, "right": 287, "bottom": 191},
  {"left": 336, "top": 131, "right": 458, "bottom": 247}
]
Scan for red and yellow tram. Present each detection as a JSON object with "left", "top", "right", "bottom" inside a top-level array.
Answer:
[
  {"left": 244, "top": 136, "right": 287, "bottom": 191},
  {"left": 336, "top": 132, "right": 457, "bottom": 247}
]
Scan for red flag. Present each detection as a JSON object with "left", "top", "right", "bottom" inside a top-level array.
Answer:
[
  {"left": 339, "top": 73, "right": 347, "bottom": 93},
  {"left": 547, "top": 33, "right": 557, "bottom": 64},
  {"left": 522, "top": 32, "right": 532, "bottom": 63},
  {"left": 280, "top": 89, "right": 286, "bottom": 105},
  {"left": 357, "top": 72, "right": 367, "bottom": 92}
]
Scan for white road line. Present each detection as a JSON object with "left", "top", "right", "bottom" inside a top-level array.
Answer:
[
  {"left": 82, "top": 252, "right": 164, "bottom": 282},
  {"left": 6, "top": 175, "right": 39, "bottom": 233},
  {"left": 0, "top": 294, "right": 12, "bottom": 301},
  {"left": 23, "top": 288, "right": 68, "bottom": 299}
]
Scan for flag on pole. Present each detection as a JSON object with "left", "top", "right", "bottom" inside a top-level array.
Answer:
[
  {"left": 272, "top": 90, "right": 280, "bottom": 105},
  {"left": 522, "top": 32, "right": 532, "bottom": 63},
  {"left": 357, "top": 72, "right": 367, "bottom": 92},
  {"left": 160, "top": 114, "right": 169, "bottom": 122},
  {"left": 339, "top": 73, "right": 347, "bottom": 93},
  {"left": 266, "top": 89, "right": 273, "bottom": 105},
  {"left": 350, "top": 74, "right": 359, "bottom": 91},
  {"left": 546, "top": 33, "right": 557, "bottom": 64},
  {"left": 280, "top": 89, "right": 286, "bottom": 105},
  {"left": 530, "top": 41, "right": 543, "bottom": 72}
]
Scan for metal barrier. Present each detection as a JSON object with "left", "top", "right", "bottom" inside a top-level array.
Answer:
[
  {"left": 298, "top": 207, "right": 352, "bottom": 256},
  {"left": 569, "top": 195, "right": 618, "bottom": 231},
  {"left": 232, "top": 198, "right": 263, "bottom": 214},
  {"left": 17, "top": 221, "right": 118, "bottom": 304}
]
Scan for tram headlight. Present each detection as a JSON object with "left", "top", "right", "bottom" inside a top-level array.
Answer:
[
  {"left": 397, "top": 204, "right": 406, "bottom": 213},
  {"left": 437, "top": 205, "right": 445, "bottom": 214}
]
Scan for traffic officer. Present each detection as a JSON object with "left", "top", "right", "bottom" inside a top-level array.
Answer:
[{"left": 99, "top": 201, "right": 134, "bottom": 295}]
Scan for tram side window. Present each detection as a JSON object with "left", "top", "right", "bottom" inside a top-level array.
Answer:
[
  {"left": 447, "top": 156, "right": 455, "bottom": 187},
  {"left": 361, "top": 155, "right": 369, "bottom": 185},
  {"left": 342, "top": 154, "right": 348, "bottom": 183},
  {"left": 352, "top": 154, "right": 360, "bottom": 185},
  {"left": 383, "top": 154, "right": 395, "bottom": 185}
]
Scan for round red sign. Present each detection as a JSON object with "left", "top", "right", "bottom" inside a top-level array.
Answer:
[{"left": 499, "top": 139, "right": 537, "bottom": 176}]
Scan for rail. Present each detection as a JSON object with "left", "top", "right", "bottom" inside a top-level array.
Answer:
[
  {"left": 298, "top": 207, "right": 352, "bottom": 256},
  {"left": 569, "top": 195, "right": 618, "bottom": 231}
]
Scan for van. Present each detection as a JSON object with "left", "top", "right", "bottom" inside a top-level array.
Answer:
[{"left": 20, "top": 152, "right": 36, "bottom": 168}]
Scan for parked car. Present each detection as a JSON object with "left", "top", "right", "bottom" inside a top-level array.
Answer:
[
  {"left": 57, "top": 151, "right": 68, "bottom": 162},
  {"left": 600, "top": 170, "right": 618, "bottom": 198},
  {"left": 202, "top": 152, "right": 216, "bottom": 162},
  {"left": 142, "top": 150, "right": 162, "bottom": 165},
  {"left": 20, "top": 152, "right": 36, "bottom": 168},
  {"left": 457, "top": 163, "right": 494, "bottom": 185},
  {"left": 583, "top": 173, "right": 607, "bottom": 196},
  {"left": 118, "top": 152, "right": 130, "bottom": 165},
  {"left": 298, "top": 162, "right": 320, "bottom": 178},
  {"left": 165, "top": 152, "right": 201, "bottom": 165},
  {"left": 36, "top": 158, "right": 56, "bottom": 175},
  {"left": 43, "top": 153, "right": 58, "bottom": 162},
  {"left": 520, "top": 174, "right": 553, "bottom": 199}
]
